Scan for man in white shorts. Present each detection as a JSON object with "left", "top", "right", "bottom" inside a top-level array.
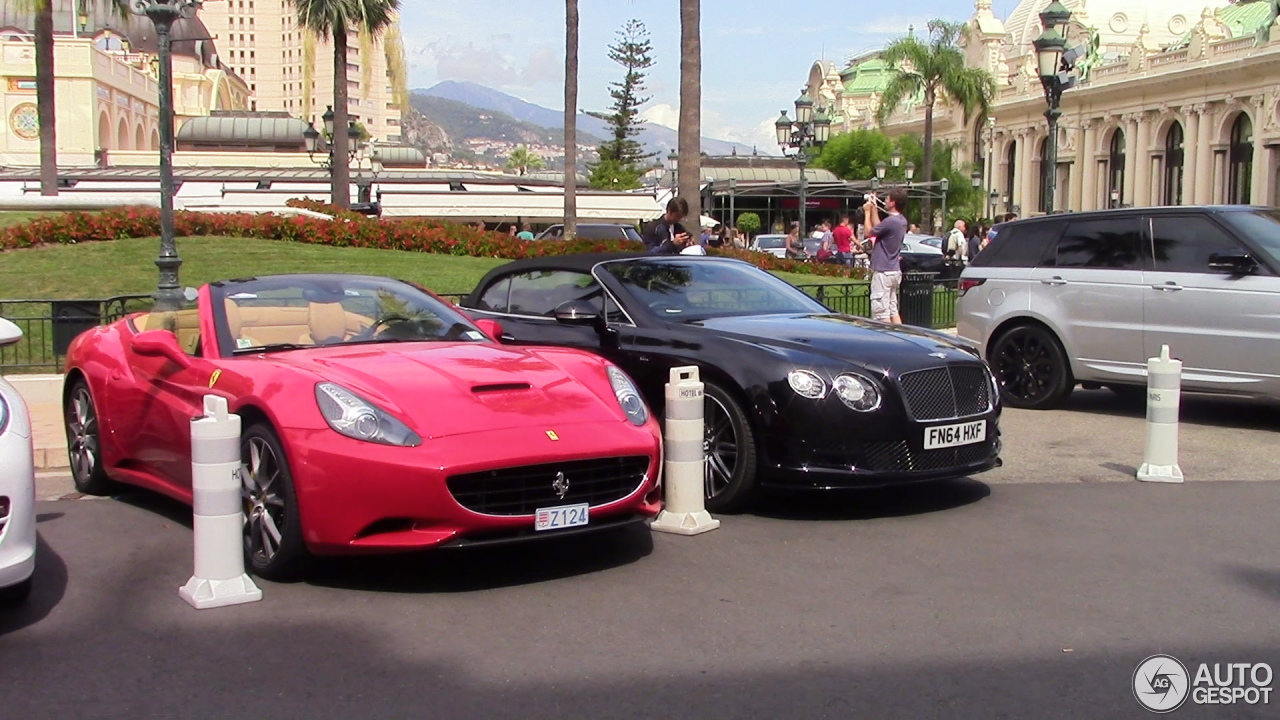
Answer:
[{"left": 863, "top": 187, "right": 909, "bottom": 324}]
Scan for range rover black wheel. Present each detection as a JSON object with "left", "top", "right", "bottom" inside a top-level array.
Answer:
[{"left": 990, "top": 325, "right": 1073, "bottom": 410}]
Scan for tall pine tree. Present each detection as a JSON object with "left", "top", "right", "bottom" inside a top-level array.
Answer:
[{"left": 589, "top": 19, "right": 655, "bottom": 189}]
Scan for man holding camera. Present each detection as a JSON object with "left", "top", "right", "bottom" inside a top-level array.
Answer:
[
  {"left": 641, "top": 197, "right": 696, "bottom": 255},
  {"left": 863, "top": 187, "right": 909, "bottom": 325}
]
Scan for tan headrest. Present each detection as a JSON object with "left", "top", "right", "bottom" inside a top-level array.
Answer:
[
  {"left": 308, "top": 302, "right": 348, "bottom": 343},
  {"left": 223, "top": 299, "right": 243, "bottom": 336}
]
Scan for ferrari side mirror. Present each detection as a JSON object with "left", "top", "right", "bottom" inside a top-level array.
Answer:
[
  {"left": 472, "top": 318, "right": 507, "bottom": 343},
  {"left": 131, "top": 330, "right": 193, "bottom": 369}
]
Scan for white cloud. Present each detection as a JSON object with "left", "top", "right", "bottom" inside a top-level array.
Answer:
[
  {"left": 640, "top": 103, "right": 680, "bottom": 131},
  {"left": 406, "top": 35, "right": 561, "bottom": 90}
]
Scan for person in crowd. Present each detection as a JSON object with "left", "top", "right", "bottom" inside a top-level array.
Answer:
[
  {"left": 641, "top": 197, "right": 695, "bottom": 255},
  {"left": 946, "top": 220, "right": 967, "bottom": 265},
  {"left": 516, "top": 223, "right": 535, "bottom": 240},
  {"left": 507, "top": 224, "right": 518, "bottom": 238},
  {"left": 831, "top": 215, "right": 855, "bottom": 267},
  {"left": 708, "top": 223, "right": 726, "bottom": 248},
  {"left": 967, "top": 222, "right": 985, "bottom": 262},
  {"left": 785, "top": 222, "right": 806, "bottom": 260},
  {"left": 908, "top": 223, "right": 921, "bottom": 235},
  {"left": 852, "top": 207, "right": 870, "bottom": 269},
  {"left": 864, "top": 188, "right": 909, "bottom": 325}
]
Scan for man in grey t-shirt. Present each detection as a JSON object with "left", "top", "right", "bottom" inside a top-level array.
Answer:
[{"left": 863, "top": 187, "right": 909, "bottom": 324}]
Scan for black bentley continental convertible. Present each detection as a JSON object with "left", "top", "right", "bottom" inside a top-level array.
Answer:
[{"left": 460, "top": 253, "right": 1002, "bottom": 512}]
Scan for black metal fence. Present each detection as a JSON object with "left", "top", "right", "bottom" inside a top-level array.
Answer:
[
  {"left": 0, "top": 295, "right": 153, "bottom": 373},
  {"left": 0, "top": 281, "right": 958, "bottom": 374}
]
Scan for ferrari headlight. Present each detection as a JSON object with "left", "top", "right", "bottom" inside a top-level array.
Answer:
[
  {"left": 833, "top": 373, "right": 881, "bottom": 412},
  {"left": 787, "top": 369, "right": 827, "bottom": 399},
  {"left": 606, "top": 365, "right": 648, "bottom": 426},
  {"left": 315, "top": 382, "right": 421, "bottom": 447}
]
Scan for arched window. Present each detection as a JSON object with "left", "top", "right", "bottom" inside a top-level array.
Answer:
[
  {"left": 1163, "top": 122, "right": 1184, "bottom": 206},
  {"left": 1037, "top": 137, "right": 1049, "bottom": 213},
  {"left": 1228, "top": 113, "right": 1253, "bottom": 205},
  {"left": 1108, "top": 129, "right": 1126, "bottom": 208},
  {"left": 1005, "top": 140, "right": 1017, "bottom": 210}
]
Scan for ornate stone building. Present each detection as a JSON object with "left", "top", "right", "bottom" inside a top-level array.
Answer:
[{"left": 807, "top": 0, "right": 1280, "bottom": 214}]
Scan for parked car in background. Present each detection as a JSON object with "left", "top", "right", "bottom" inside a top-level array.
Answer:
[
  {"left": 0, "top": 318, "right": 36, "bottom": 604},
  {"left": 957, "top": 206, "right": 1280, "bottom": 409},
  {"left": 461, "top": 254, "right": 1002, "bottom": 513},
  {"left": 62, "top": 274, "right": 663, "bottom": 580},
  {"left": 534, "top": 223, "right": 643, "bottom": 243},
  {"left": 750, "top": 234, "right": 789, "bottom": 258},
  {"left": 901, "top": 233, "right": 946, "bottom": 273}
]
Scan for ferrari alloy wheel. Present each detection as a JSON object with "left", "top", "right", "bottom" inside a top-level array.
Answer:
[
  {"left": 990, "top": 324, "right": 1073, "bottom": 410},
  {"left": 240, "top": 424, "right": 308, "bottom": 581},
  {"left": 65, "top": 381, "right": 113, "bottom": 495},
  {"left": 702, "top": 382, "right": 758, "bottom": 513}
]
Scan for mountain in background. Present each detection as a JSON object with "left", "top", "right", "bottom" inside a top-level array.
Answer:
[{"left": 418, "top": 80, "right": 757, "bottom": 157}]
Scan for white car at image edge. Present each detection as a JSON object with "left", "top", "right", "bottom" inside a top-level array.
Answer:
[{"left": 0, "top": 317, "right": 36, "bottom": 603}]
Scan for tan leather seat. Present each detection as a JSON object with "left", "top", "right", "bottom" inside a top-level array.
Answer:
[
  {"left": 142, "top": 308, "right": 202, "bottom": 355},
  {"left": 303, "top": 302, "right": 350, "bottom": 345}
]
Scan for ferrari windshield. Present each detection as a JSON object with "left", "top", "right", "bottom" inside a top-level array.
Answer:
[
  {"left": 210, "top": 275, "right": 486, "bottom": 355},
  {"left": 600, "top": 258, "right": 828, "bottom": 320}
]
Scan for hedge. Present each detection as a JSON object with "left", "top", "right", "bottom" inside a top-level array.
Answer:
[{"left": 0, "top": 206, "right": 868, "bottom": 279}]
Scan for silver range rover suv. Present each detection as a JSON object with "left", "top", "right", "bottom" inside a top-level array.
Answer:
[{"left": 956, "top": 206, "right": 1280, "bottom": 409}]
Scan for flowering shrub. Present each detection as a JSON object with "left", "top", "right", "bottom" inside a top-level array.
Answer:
[{"left": 0, "top": 206, "right": 865, "bottom": 279}]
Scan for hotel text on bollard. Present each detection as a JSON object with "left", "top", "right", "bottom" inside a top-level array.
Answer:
[
  {"left": 179, "top": 395, "right": 263, "bottom": 609},
  {"left": 650, "top": 366, "right": 721, "bottom": 535},
  {"left": 1137, "top": 345, "right": 1185, "bottom": 484}
]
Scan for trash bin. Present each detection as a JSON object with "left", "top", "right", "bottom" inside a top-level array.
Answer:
[
  {"left": 52, "top": 300, "right": 102, "bottom": 355},
  {"left": 900, "top": 272, "right": 936, "bottom": 328}
]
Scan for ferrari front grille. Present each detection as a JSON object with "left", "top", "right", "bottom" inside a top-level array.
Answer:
[
  {"left": 446, "top": 456, "right": 650, "bottom": 516},
  {"left": 897, "top": 365, "right": 992, "bottom": 421}
]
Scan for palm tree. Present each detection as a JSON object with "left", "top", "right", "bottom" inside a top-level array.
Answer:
[
  {"left": 677, "top": 0, "right": 701, "bottom": 225},
  {"left": 877, "top": 20, "right": 995, "bottom": 232},
  {"left": 14, "top": 0, "right": 128, "bottom": 196},
  {"left": 505, "top": 146, "right": 544, "bottom": 176},
  {"left": 291, "top": 0, "right": 400, "bottom": 209},
  {"left": 563, "top": 0, "right": 578, "bottom": 239}
]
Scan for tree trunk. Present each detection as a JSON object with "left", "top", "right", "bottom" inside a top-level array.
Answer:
[
  {"left": 35, "top": 0, "right": 57, "bottom": 196},
  {"left": 678, "top": 0, "right": 701, "bottom": 226},
  {"left": 563, "top": 0, "right": 578, "bottom": 238},
  {"left": 922, "top": 90, "right": 935, "bottom": 233},
  {"left": 332, "top": 24, "right": 351, "bottom": 209}
]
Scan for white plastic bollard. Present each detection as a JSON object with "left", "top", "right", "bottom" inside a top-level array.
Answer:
[
  {"left": 179, "top": 395, "right": 263, "bottom": 609},
  {"left": 1137, "top": 345, "right": 1185, "bottom": 484},
  {"left": 650, "top": 366, "right": 721, "bottom": 535}
]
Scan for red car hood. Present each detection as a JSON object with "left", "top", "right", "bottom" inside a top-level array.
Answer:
[{"left": 257, "top": 342, "right": 620, "bottom": 438}]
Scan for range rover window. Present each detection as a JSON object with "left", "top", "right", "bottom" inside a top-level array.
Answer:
[
  {"left": 1151, "top": 216, "right": 1246, "bottom": 273},
  {"left": 1221, "top": 208, "right": 1280, "bottom": 271},
  {"left": 972, "top": 221, "right": 1061, "bottom": 268},
  {"left": 1051, "top": 218, "right": 1146, "bottom": 269}
]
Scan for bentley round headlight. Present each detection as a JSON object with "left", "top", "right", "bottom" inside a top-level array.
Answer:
[
  {"left": 833, "top": 373, "right": 881, "bottom": 412},
  {"left": 787, "top": 369, "right": 827, "bottom": 399}
]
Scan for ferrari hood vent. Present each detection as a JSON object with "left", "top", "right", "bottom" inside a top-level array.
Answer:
[{"left": 471, "top": 382, "right": 533, "bottom": 393}]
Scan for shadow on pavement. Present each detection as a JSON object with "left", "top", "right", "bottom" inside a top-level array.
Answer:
[
  {"left": 1227, "top": 564, "right": 1280, "bottom": 606},
  {"left": 113, "top": 488, "right": 193, "bottom": 530},
  {"left": 305, "top": 524, "right": 654, "bottom": 594},
  {"left": 754, "top": 477, "right": 991, "bottom": 521},
  {"left": 1060, "top": 388, "right": 1280, "bottom": 431},
  {"left": 0, "top": 534, "right": 68, "bottom": 637}
]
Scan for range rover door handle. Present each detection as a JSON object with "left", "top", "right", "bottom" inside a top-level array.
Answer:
[
  {"left": 1151, "top": 282, "right": 1183, "bottom": 292},
  {"left": 1040, "top": 276, "right": 1067, "bottom": 286}
]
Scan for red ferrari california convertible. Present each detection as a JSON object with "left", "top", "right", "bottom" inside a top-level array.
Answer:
[{"left": 63, "top": 274, "right": 662, "bottom": 579}]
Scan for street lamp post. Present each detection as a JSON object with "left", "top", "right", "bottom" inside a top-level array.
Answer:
[
  {"left": 303, "top": 106, "right": 362, "bottom": 170},
  {"left": 988, "top": 188, "right": 999, "bottom": 220},
  {"left": 728, "top": 177, "right": 737, "bottom": 229},
  {"left": 667, "top": 150, "right": 678, "bottom": 190},
  {"left": 776, "top": 90, "right": 831, "bottom": 241},
  {"left": 131, "top": 0, "right": 200, "bottom": 312},
  {"left": 1034, "top": 1, "right": 1075, "bottom": 215}
]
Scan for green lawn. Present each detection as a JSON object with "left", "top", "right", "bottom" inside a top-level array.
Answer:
[
  {"left": 0, "top": 235, "right": 856, "bottom": 299},
  {"left": 0, "top": 211, "right": 53, "bottom": 229}
]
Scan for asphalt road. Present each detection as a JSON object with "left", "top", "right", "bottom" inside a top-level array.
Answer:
[{"left": 4, "top": 389, "right": 1279, "bottom": 719}]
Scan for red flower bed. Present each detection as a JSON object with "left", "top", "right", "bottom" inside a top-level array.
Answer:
[{"left": 0, "top": 206, "right": 866, "bottom": 279}]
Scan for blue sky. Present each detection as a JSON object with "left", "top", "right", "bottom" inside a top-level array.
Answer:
[{"left": 399, "top": 0, "right": 1023, "bottom": 149}]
